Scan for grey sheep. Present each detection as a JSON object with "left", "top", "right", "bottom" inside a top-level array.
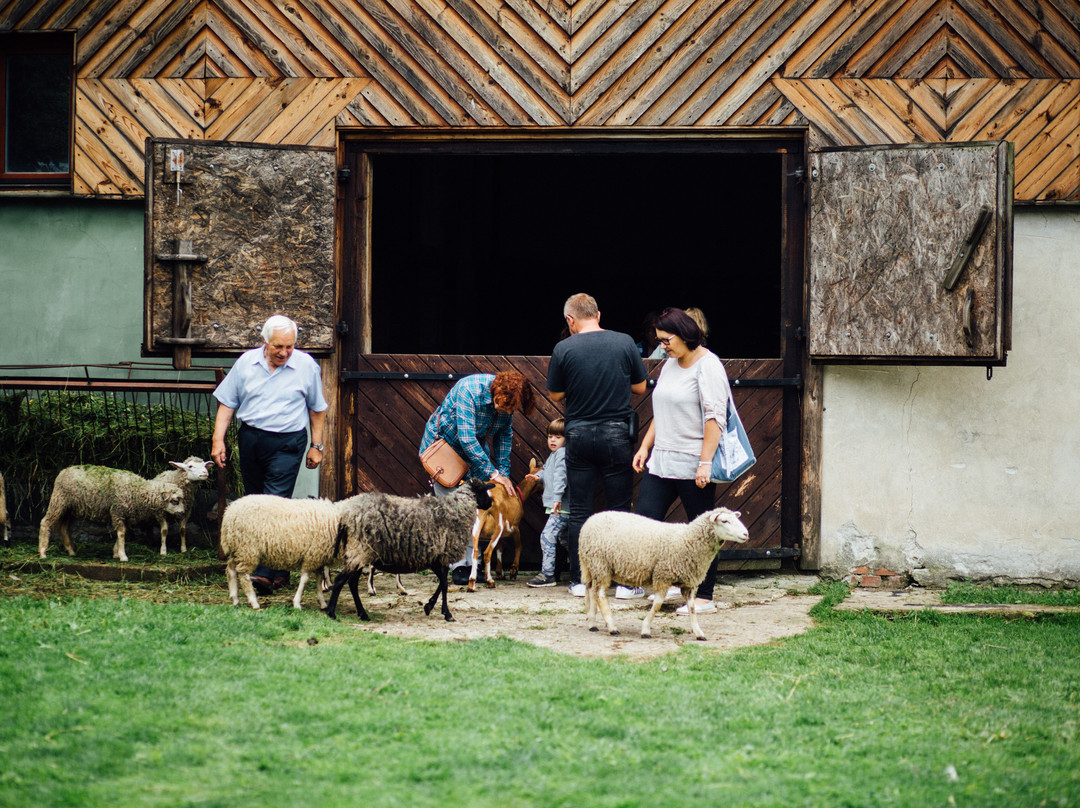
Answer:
[
  {"left": 220, "top": 494, "right": 346, "bottom": 610},
  {"left": 325, "top": 479, "right": 495, "bottom": 622},
  {"left": 152, "top": 456, "right": 213, "bottom": 555},
  {"left": 38, "top": 465, "right": 188, "bottom": 563},
  {"left": 579, "top": 507, "right": 749, "bottom": 640}
]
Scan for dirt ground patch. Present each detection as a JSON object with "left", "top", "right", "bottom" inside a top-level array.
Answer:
[{"left": 326, "top": 571, "right": 822, "bottom": 660}]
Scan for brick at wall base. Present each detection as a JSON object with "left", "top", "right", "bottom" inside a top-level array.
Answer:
[{"left": 845, "top": 568, "right": 910, "bottom": 589}]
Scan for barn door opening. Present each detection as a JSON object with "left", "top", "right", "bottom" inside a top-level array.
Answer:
[{"left": 339, "top": 128, "right": 807, "bottom": 570}]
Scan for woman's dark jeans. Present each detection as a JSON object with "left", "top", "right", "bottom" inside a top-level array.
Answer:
[
  {"left": 564, "top": 419, "right": 635, "bottom": 584},
  {"left": 635, "top": 471, "right": 719, "bottom": 600}
]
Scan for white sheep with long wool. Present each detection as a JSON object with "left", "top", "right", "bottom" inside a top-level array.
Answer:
[
  {"left": 38, "top": 465, "right": 188, "bottom": 563},
  {"left": 579, "top": 507, "right": 749, "bottom": 640},
  {"left": 325, "top": 478, "right": 494, "bottom": 622},
  {"left": 152, "top": 456, "right": 213, "bottom": 554},
  {"left": 219, "top": 494, "right": 348, "bottom": 610}
]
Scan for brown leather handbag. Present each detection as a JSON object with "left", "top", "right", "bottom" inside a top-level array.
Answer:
[{"left": 420, "top": 438, "right": 469, "bottom": 488}]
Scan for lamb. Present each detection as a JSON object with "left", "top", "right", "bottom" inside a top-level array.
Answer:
[
  {"left": 579, "top": 507, "right": 749, "bottom": 641},
  {"left": 219, "top": 494, "right": 347, "bottom": 610},
  {"left": 152, "top": 456, "right": 213, "bottom": 554},
  {"left": 326, "top": 478, "right": 495, "bottom": 622},
  {"left": 0, "top": 470, "right": 9, "bottom": 545},
  {"left": 466, "top": 458, "right": 541, "bottom": 591},
  {"left": 38, "top": 465, "right": 188, "bottom": 563}
]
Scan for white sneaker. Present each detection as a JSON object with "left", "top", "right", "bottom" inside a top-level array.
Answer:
[
  {"left": 568, "top": 583, "right": 587, "bottom": 597},
  {"left": 648, "top": 586, "right": 682, "bottom": 603},
  {"left": 676, "top": 600, "right": 718, "bottom": 615},
  {"left": 615, "top": 586, "right": 645, "bottom": 600}
]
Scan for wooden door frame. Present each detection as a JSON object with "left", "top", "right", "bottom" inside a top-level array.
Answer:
[{"left": 334, "top": 126, "right": 815, "bottom": 562}]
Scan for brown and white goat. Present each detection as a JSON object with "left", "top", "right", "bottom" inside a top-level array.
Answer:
[{"left": 466, "top": 458, "right": 541, "bottom": 591}]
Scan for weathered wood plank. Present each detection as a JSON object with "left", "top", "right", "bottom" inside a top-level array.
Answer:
[
  {"left": 407, "top": 0, "right": 557, "bottom": 124},
  {"left": 773, "top": 78, "right": 861, "bottom": 146},
  {"left": 76, "top": 0, "right": 178, "bottom": 77},
  {"left": 573, "top": 0, "right": 703, "bottom": 124},
  {"left": 569, "top": 0, "right": 635, "bottom": 61},
  {"left": 585, "top": 0, "right": 727, "bottom": 125},
  {"left": 120, "top": 2, "right": 204, "bottom": 79},
  {"left": 781, "top": 0, "right": 904, "bottom": 78},
  {"left": 832, "top": 0, "right": 938, "bottom": 77},
  {"left": 73, "top": 111, "right": 142, "bottom": 195},
  {"left": 369, "top": 0, "right": 509, "bottom": 126},
  {"left": 229, "top": 0, "right": 343, "bottom": 76},
  {"left": 641, "top": 0, "right": 784, "bottom": 125},
  {"left": 72, "top": 138, "right": 122, "bottom": 196},
  {"left": 204, "top": 3, "right": 283, "bottom": 76},
  {"left": 283, "top": 77, "right": 367, "bottom": 143},
  {"left": 442, "top": 0, "right": 571, "bottom": 118},
  {"left": 695, "top": 4, "right": 839, "bottom": 126},
  {"left": 251, "top": 78, "right": 338, "bottom": 142},
  {"left": 86, "top": 0, "right": 204, "bottom": 78},
  {"left": 75, "top": 85, "right": 147, "bottom": 191}
]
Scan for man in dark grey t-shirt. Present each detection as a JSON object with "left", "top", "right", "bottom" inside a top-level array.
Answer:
[{"left": 547, "top": 293, "right": 648, "bottom": 595}]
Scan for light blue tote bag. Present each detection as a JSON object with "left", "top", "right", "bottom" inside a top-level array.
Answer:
[{"left": 710, "top": 379, "right": 756, "bottom": 484}]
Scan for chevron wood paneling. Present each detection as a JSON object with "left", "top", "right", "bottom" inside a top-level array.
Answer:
[{"left": 2, "top": 0, "right": 1077, "bottom": 200}]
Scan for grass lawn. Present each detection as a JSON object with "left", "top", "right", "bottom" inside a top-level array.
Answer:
[{"left": 0, "top": 560, "right": 1077, "bottom": 807}]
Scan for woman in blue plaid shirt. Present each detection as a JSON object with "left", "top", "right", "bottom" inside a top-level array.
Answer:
[{"left": 420, "top": 371, "right": 535, "bottom": 583}]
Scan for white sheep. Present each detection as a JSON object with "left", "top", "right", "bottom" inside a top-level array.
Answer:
[
  {"left": 1, "top": 470, "right": 9, "bottom": 545},
  {"left": 579, "top": 507, "right": 749, "bottom": 640},
  {"left": 38, "top": 465, "right": 188, "bottom": 563},
  {"left": 219, "top": 494, "right": 347, "bottom": 610},
  {"left": 326, "top": 479, "right": 495, "bottom": 622},
  {"left": 152, "top": 456, "right": 213, "bottom": 555}
]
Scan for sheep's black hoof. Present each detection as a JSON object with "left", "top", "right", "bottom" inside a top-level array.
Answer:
[
  {"left": 589, "top": 626, "right": 599, "bottom": 632},
  {"left": 641, "top": 633, "right": 651, "bottom": 639},
  {"left": 695, "top": 636, "right": 706, "bottom": 641},
  {"left": 609, "top": 630, "right": 620, "bottom": 636},
  {"left": 444, "top": 615, "right": 455, "bottom": 622}
]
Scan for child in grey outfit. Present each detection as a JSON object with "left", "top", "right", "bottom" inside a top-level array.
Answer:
[{"left": 526, "top": 418, "right": 567, "bottom": 587}]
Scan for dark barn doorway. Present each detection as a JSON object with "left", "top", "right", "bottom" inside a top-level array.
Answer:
[
  {"left": 339, "top": 129, "right": 806, "bottom": 569},
  {"left": 370, "top": 152, "right": 783, "bottom": 359}
]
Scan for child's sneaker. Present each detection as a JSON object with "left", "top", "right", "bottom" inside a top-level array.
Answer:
[
  {"left": 615, "top": 586, "right": 645, "bottom": 599},
  {"left": 527, "top": 573, "right": 556, "bottom": 588}
]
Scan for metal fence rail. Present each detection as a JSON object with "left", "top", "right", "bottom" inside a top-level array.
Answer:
[{"left": 0, "top": 378, "right": 233, "bottom": 529}]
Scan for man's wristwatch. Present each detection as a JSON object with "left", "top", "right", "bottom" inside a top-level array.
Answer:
[{"left": 310, "top": 443, "right": 324, "bottom": 451}]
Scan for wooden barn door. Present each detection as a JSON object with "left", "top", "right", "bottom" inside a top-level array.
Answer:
[{"left": 337, "top": 129, "right": 806, "bottom": 571}]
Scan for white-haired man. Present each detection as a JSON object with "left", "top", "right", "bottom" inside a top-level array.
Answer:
[{"left": 212, "top": 314, "right": 328, "bottom": 593}]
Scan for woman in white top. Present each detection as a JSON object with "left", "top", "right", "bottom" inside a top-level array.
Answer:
[{"left": 632, "top": 307, "right": 730, "bottom": 614}]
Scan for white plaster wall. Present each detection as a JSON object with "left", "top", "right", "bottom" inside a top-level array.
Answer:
[{"left": 819, "top": 207, "right": 1080, "bottom": 585}]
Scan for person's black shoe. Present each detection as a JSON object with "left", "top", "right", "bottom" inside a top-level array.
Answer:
[
  {"left": 451, "top": 567, "right": 472, "bottom": 586},
  {"left": 249, "top": 575, "right": 273, "bottom": 596}
]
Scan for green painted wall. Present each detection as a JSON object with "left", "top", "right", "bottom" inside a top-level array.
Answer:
[{"left": 0, "top": 198, "right": 145, "bottom": 373}]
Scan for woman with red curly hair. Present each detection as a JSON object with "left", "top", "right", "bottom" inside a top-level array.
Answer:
[{"left": 420, "top": 370, "right": 535, "bottom": 583}]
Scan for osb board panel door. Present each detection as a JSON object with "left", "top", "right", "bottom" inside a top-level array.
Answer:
[
  {"left": 144, "top": 139, "right": 336, "bottom": 354},
  {"left": 343, "top": 355, "right": 783, "bottom": 569},
  {"left": 809, "top": 142, "right": 1013, "bottom": 364}
]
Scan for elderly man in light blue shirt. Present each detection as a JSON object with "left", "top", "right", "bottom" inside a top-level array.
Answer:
[{"left": 212, "top": 314, "right": 328, "bottom": 592}]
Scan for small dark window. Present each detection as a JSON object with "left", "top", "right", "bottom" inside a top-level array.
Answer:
[{"left": 0, "top": 32, "right": 74, "bottom": 188}]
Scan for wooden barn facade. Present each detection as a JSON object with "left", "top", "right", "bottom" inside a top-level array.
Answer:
[{"left": 3, "top": 0, "right": 1079, "bottom": 576}]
